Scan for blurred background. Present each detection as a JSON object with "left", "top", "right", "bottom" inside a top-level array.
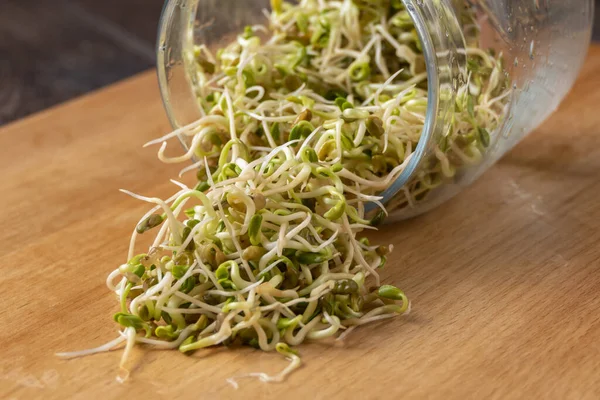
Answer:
[{"left": 0, "top": 0, "right": 598, "bottom": 125}]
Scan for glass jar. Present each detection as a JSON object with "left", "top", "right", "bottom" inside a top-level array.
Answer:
[{"left": 157, "top": 0, "right": 593, "bottom": 221}]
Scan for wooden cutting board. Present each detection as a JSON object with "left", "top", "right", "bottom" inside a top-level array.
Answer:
[{"left": 1, "top": 47, "right": 600, "bottom": 400}]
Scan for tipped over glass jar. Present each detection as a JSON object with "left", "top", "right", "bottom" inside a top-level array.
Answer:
[{"left": 157, "top": 0, "right": 593, "bottom": 222}]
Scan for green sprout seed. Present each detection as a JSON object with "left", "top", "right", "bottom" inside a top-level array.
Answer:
[
  {"left": 138, "top": 305, "right": 150, "bottom": 321},
  {"left": 335, "top": 97, "right": 353, "bottom": 111},
  {"left": 215, "top": 261, "right": 231, "bottom": 282},
  {"left": 376, "top": 246, "right": 390, "bottom": 257},
  {"left": 132, "top": 264, "right": 145, "bottom": 278},
  {"left": 284, "top": 74, "right": 303, "bottom": 91},
  {"left": 243, "top": 26, "right": 254, "bottom": 39},
  {"left": 366, "top": 116, "right": 384, "bottom": 137},
  {"left": 300, "top": 147, "right": 319, "bottom": 163},
  {"left": 186, "top": 219, "right": 200, "bottom": 229},
  {"left": 289, "top": 120, "right": 314, "bottom": 141},
  {"left": 477, "top": 127, "right": 490, "bottom": 147},
  {"left": 377, "top": 285, "right": 406, "bottom": 301},
  {"left": 180, "top": 276, "right": 197, "bottom": 293},
  {"left": 277, "top": 316, "right": 302, "bottom": 330},
  {"left": 195, "top": 181, "right": 210, "bottom": 192},
  {"left": 242, "top": 246, "right": 265, "bottom": 261},
  {"left": 181, "top": 226, "right": 196, "bottom": 251},
  {"left": 391, "top": 10, "right": 413, "bottom": 29},
  {"left": 179, "top": 335, "right": 197, "bottom": 353},
  {"left": 349, "top": 60, "right": 371, "bottom": 82},
  {"left": 114, "top": 313, "right": 145, "bottom": 330},
  {"left": 248, "top": 214, "right": 263, "bottom": 246},
  {"left": 332, "top": 279, "right": 359, "bottom": 294},
  {"left": 136, "top": 214, "right": 164, "bottom": 234},
  {"left": 172, "top": 264, "right": 189, "bottom": 279},
  {"left": 161, "top": 311, "right": 173, "bottom": 325},
  {"left": 342, "top": 108, "right": 370, "bottom": 122},
  {"left": 156, "top": 325, "right": 178, "bottom": 340},
  {"left": 370, "top": 210, "right": 386, "bottom": 226},
  {"left": 296, "top": 251, "right": 330, "bottom": 265}
]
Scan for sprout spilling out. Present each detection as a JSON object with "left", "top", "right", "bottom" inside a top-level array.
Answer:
[{"left": 58, "top": 0, "right": 509, "bottom": 384}]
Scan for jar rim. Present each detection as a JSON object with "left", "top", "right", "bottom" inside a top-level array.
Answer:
[
  {"left": 364, "top": 0, "right": 441, "bottom": 213},
  {"left": 365, "top": 0, "right": 468, "bottom": 212}
]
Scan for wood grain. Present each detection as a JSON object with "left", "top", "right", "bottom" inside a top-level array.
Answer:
[{"left": 1, "top": 47, "right": 600, "bottom": 400}]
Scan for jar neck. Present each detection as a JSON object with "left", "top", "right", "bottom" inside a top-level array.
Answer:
[{"left": 371, "top": 0, "right": 467, "bottom": 211}]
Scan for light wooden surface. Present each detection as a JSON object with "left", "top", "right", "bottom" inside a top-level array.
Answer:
[{"left": 1, "top": 47, "right": 600, "bottom": 400}]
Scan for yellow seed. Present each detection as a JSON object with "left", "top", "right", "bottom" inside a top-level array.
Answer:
[
  {"left": 226, "top": 193, "right": 246, "bottom": 212},
  {"left": 283, "top": 74, "right": 303, "bottom": 91},
  {"left": 215, "top": 249, "right": 228, "bottom": 266},
  {"left": 376, "top": 245, "right": 390, "bottom": 257},
  {"left": 198, "top": 245, "right": 221, "bottom": 267},
  {"left": 242, "top": 246, "right": 265, "bottom": 261},
  {"left": 253, "top": 193, "right": 266, "bottom": 210},
  {"left": 317, "top": 140, "right": 337, "bottom": 161},
  {"left": 293, "top": 109, "right": 312, "bottom": 126}
]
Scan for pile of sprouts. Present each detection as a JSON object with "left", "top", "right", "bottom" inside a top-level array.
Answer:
[{"left": 58, "top": 0, "right": 510, "bottom": 384}]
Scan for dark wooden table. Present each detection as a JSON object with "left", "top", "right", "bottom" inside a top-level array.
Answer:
[{"left": 0, "top": 0, "right": 163, "bottom": 124}]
